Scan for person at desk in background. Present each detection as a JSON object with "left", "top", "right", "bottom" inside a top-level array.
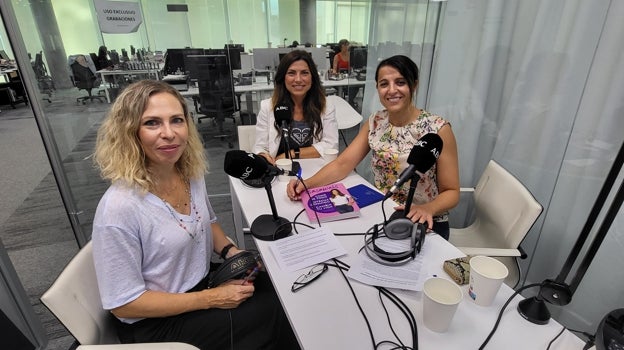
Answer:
[
  {"left": 91, "top": 80, "right": 299, "bottom": 349},
  {"left": 331, "top": 39, "right": 361, "bottom": 108},
  {"left": 287, "top": 55, "right": 459, "bottom": 240},
  {"left": 254, "top": 49, "right": 339, "bottom": 164},
  {"left": 97, "top": 45, "right": 114, "bottom": 70}
]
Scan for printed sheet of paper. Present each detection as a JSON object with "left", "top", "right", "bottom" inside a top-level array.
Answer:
[
  {"left": 268, "top": 227, "right": 347, "bottom": 272},
  {"left": 346, "top": 236, "right": 433, "bottom": 291}
]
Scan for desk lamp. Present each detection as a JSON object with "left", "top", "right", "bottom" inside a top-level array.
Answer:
[{"left": 518, "top": 140, "right": 624, "bottom": 324}]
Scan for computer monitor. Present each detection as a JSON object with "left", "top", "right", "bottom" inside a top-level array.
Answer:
[
  {"left": 121, "top": 48, "right": 129, "bottom": 61},
  {"left": 207, "top": 47, "right": 242, "bottom": 71},
  {"left": 303, "top": 47, "right": 329, "bottom": 71},
  {"left": 164, "top": 48, "right": 204, "bottom": 75},
  {"left": 109, "top": 50, "right": 120, "bottom": 65},
  {"left": 350, "top": 46, "right": 368, "bottom": 70},
  {"left": 185, "top": 54, "right": 228, "bottom": 82},
  {"left": 252, "top": 48, "right": 277, "bottom": 70},
  {"left": 0, "top": 50, "right": 9, "bottom": 60}
]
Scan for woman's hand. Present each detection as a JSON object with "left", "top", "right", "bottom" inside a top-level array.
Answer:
[
  {"left": 207, "top": 280, "right": 255, "bottom": 309},
  {"left": 258, "top": 152, "right": 275, "bottom": 165},
  {"left": 287, "top": 179, "right": 304, "bottom": 201},
  {"left": 394, "top": 204, "right": 434, "bottom": 231}
]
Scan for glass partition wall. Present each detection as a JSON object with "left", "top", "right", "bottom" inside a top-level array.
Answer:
[{"left": 0, "top": 0, "right": 443, "bottom": 347}]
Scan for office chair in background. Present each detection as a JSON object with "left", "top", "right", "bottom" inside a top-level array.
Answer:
[
  {"left": 69, "top": 55, "right": 105, "bottom": 104},
  {"left": 32, "top": 51, "right": 54, "bottom": 103},
  {"left": 448, "top": 160, "right": 543, "bottom": 288},
  {"left": 193, "top": 57, "right": 238, "bottom": 148},
  {"left": 41, "top": 241, "right": 199, "bottom": 349}
]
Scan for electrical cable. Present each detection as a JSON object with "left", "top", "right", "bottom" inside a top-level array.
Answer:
[
  {"left": 479, "top": 282, "right": 541, "bottom": 349},
  {"left": 289, "top": 188, "right": 417, "bottom": 349},
  {"left": 546, "top": 326, "right": 566, "bottom": 350}
]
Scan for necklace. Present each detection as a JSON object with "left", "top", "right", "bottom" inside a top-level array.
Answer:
[{"left": 160, "top": 182, "right": 203, "bottom": 241}]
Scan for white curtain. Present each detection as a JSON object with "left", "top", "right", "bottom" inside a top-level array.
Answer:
[{"left": 427, "top": 0, "right": 624, "bottom": 331}]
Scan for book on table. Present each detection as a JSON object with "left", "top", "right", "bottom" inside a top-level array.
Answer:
[{"left": 300, "top": 182, "right": 361, "bottom": 223}]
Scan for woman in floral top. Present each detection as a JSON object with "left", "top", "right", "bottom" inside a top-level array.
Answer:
[{"left": 287, "top": 55, "right": 459, "bottom": 239}]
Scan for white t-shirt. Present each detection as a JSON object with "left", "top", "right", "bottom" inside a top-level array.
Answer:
[{"left": 92, "top": 177, "right": 217, "bottom": 323}]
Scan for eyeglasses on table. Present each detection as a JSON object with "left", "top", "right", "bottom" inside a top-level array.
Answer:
[{"left": 291, "top": 264, "right": 328, "bottom": 293}]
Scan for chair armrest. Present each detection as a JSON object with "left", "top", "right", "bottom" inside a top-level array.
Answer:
[{"left": 456, "top": 247, "right": 521, "bottom": 257}]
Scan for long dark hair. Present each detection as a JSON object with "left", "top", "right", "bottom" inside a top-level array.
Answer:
[
  {"left": 272, "top": 50, "right": 326, "bottom": 141},
  {"left": 375, "top": 55, "right": 420, "bottom": 98}
]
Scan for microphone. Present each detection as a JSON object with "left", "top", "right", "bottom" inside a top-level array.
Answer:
[
  {"left": 384, "top": 133, "right": 443, "bottom": 199},
  {"left": 274, "top": 103, "right": 293, "bottom": 159},
  {"left": 223, "top": 150, "right": 294, "bottom": 241},
  {"left": 224, "top": 150, "right": 295, "bottom": 180},
  {"left": 274, "top": 103, "right": 292, "bottom": 129}
]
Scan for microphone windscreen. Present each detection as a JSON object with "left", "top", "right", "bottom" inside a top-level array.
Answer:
[
  {"left": 274, "top": 104, "right": 292, "bottom": 125},
  {"left": 224, "top": 150, "right": 269, "bottom": 180},
  {"left": 407, "top": 133, "right": 443, "bottom": 173}
]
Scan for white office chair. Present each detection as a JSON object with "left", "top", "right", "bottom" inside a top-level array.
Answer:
[
  {"left": 237, "top": 125, "right": 256, "bottom": 152},
  {"left": 449, "top": 160, "right": 543, "bottom": 288},
  {"left": 40, "top": 241, "right": 198, "bottom": 350}
]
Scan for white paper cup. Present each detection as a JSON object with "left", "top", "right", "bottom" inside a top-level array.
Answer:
[
  {"left": 422, "top": 277, "right": 463, "bottom": 332},
  {"left": 468, "top": 256, "right": 508, "bottom": 306},
  {"left": 275, "top": 158, "right": 293, "bottom": 182},
  {"left": 324, "top": 148, "right": 339, "bottom": 162}
]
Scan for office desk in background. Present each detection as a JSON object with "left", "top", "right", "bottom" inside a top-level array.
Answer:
[
  {"left": 181, "top": 85, "right": 363, "bottom": 131},
  {"left": 0, "top": 67, "right": 28, "bottom": 109},
  {"left": 97, "top": 68, "right": 160, "bottom": 103},
  {"left": 227, "top": 158, "right": 585, "bottom": 349}
]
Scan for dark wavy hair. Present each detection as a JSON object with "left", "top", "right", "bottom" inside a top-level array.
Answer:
[
  {"left": 375, "top": 55, "right": 420, "bottom": 98},
  {"left": 272, "top": 50, "right": 326, "bottom": 141}
]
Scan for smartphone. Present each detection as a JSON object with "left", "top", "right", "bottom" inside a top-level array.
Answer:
[{"left": 241, "top": 267, "right": 260, "bottom": 285}]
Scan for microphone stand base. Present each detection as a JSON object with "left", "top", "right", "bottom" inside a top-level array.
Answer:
[
  {"left": 251, "top": 215, "right": 292, "bottom": 241},
  {"left": 517, "top": 297, "right": 551, "bottom": 325}
]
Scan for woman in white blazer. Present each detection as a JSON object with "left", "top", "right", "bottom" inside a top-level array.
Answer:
[{"left": 253, "top": 50, "right": 338, "bottom": 164}]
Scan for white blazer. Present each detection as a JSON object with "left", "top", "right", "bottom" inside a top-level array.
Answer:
[{"left": 253, "top": 98, "right": 339, "bottom": 157}]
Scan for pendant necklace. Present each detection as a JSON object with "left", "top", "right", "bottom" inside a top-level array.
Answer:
[{"left": 160, "top": 180, "right": 204, "bottom": 241}]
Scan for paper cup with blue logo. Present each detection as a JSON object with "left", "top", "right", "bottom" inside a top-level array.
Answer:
[{"left": 468, "top": 256, "right": 508, "bottom": 306}]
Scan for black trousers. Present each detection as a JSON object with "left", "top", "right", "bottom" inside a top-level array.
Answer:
[
  {"left": 433, "top": 221, "right": 450, "bottom": 240},
  {"left": 115, "top": 271, "right": 300, "bottom": 350}
]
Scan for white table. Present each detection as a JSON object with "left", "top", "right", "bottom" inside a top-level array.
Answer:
[{"left": 228, "top": 159, "right": 585, "bottom": 349}]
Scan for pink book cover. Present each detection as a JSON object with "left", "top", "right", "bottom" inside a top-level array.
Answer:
[{"left": 300, "top": 182, "right": 361, "bottom": 223}]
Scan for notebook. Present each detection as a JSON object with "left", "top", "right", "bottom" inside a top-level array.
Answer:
[{"left": 347, "top": 184, "right": 385, "bottom": 208}]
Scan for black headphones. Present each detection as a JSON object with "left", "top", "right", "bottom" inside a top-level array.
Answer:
[
  {"left": 207, "top": 250, "right": 260, "bottom": 288},
  {"left": 364, "top": 218, "right": 426, "bottom": 266}
]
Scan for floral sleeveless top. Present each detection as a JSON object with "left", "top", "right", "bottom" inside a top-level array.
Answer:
[{"left": 368, "top": 109, "right": 449, "bottom": 222}]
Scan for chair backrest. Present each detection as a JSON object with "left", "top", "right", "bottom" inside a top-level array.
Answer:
[
  {"left": 237, "top": 125, "right": 256, "bottom": 152},
  {"left": 197, "top": 56, "right": 237, "bottom": 115},
  {"left": 70, "top": 56, "right": 99, "bottom": 90},
  {"left": 41, "top": 241, "right": 120, "bottom": 345},
  {"left": 472, "top": 160, "right": 543, "bottom": 248}
]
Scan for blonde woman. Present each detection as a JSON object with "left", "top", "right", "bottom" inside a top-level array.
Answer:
[{"left": 92, "top": 80, "right": 298, "bottom": 349}]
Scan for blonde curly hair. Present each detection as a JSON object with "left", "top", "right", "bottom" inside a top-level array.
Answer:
[{"left": 93, "top": 80, "right": 206, "bottom": 191}]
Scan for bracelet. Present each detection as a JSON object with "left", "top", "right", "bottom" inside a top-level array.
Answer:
[{"left": 220, "top": 243, "right": 236, "bottom": 260}]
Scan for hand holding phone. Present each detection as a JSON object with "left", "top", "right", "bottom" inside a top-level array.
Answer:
[{"left": 241, "top": 266, "right": 260, "bottom": 285}]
